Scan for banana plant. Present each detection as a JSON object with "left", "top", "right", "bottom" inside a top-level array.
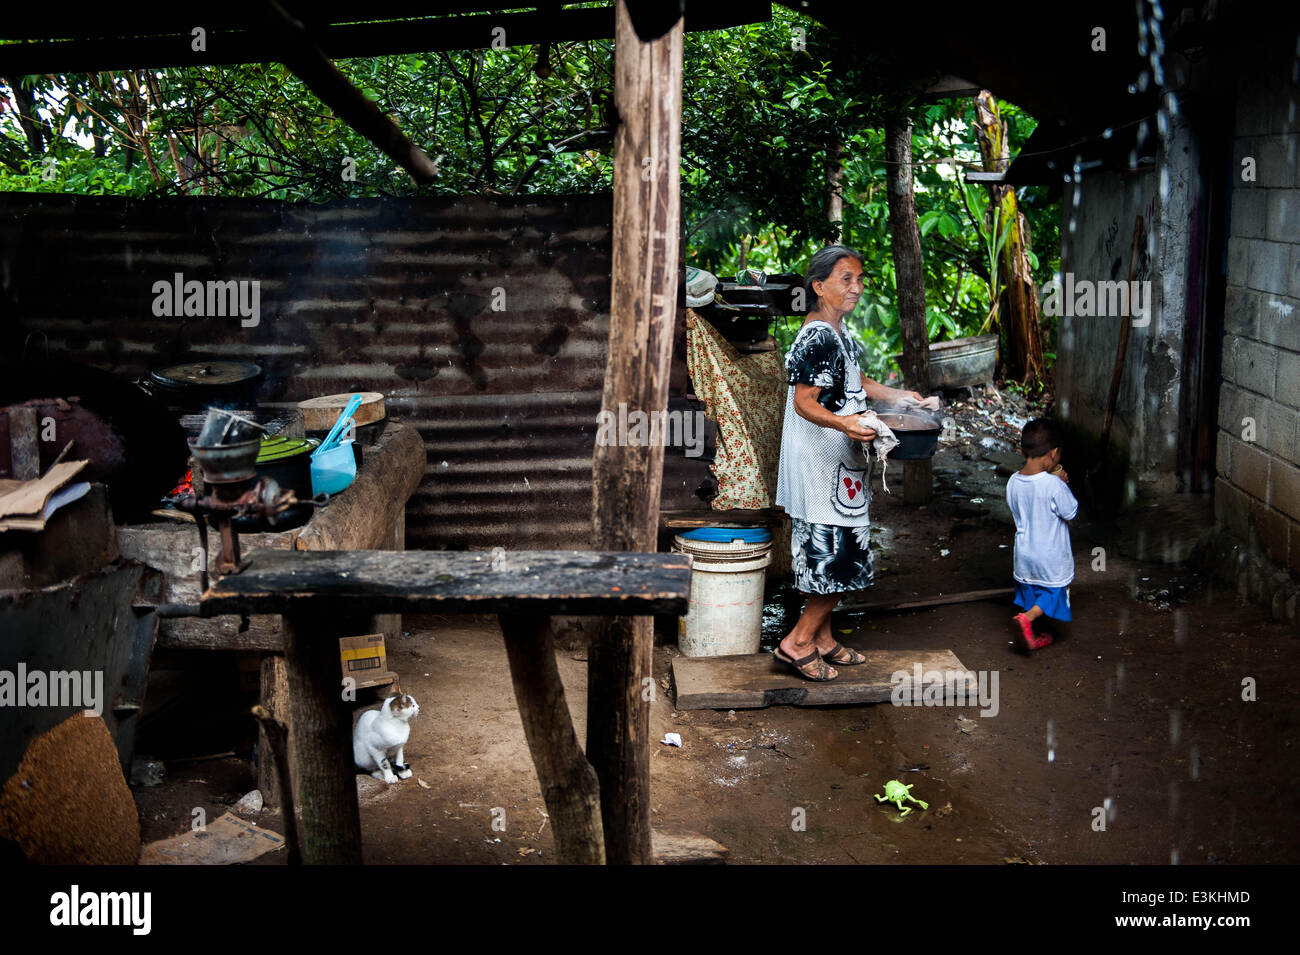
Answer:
[{"left": 959, "top": 180, "right": 1013, "bottom": 335}]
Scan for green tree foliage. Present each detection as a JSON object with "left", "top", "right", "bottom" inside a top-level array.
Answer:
[
  {"left": 0, "top": 45, "right": 616, "bottom": 200},
  {"left": 678, "top": 8, "right": 1060, "bottom": 380}
]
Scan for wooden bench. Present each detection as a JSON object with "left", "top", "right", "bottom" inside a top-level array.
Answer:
[{"left": 201, "top": 548, "right": 691, "bottom": 865}]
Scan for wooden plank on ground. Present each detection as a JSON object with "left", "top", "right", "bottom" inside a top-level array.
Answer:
[
  {"left": 652, "top": 826, "right": 728, "bottom": 865},
  {"left": 201, "top": 549, "right": 692, "bottom": 617},
  {"left": 671, "top": 649, "right": 975, "bottom": 710},
  {"left": 838, "top": 587, "right": 1012, "bottom": 614}
]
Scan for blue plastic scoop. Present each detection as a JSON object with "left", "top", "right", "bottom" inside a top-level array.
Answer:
[{"left": 313, "top": 393, "right": 362, "bottom": 456}]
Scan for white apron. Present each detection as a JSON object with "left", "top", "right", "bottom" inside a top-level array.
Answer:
[{"left": 775, "top": 321, "right": 872, "bottom": 526}]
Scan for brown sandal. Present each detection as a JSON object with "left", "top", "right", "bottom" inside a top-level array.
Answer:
[
  {"left": 773, "top": 645, "right": 838, "bottom": 682},
  {"left": 822, "top": 641, "right": 867, "bottom": 665}
]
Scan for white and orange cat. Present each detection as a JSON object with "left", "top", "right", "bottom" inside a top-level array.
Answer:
[{"left": 353, "top": 693, "right": 419, "bottom": 784}]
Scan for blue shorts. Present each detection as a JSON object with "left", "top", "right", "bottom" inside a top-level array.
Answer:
[{"left": 1013, "top": 580, "right": 1072, "bottom": 621}]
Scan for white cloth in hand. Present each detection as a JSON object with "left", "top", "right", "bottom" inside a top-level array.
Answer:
[{"left": 856, "top": 411, "right": 899, "bottom": 493}]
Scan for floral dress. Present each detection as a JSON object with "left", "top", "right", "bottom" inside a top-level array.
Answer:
[{"left": 775, "top": 320, "right": 875, "bottom": 595}]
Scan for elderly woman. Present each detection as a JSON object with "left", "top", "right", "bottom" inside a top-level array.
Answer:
[{"left": 774, "top": 245, "right": 925, "bottom": 681}]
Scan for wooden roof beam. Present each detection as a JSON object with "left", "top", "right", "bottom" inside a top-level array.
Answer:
[
  {"left": 0, "top": 4, "right": 766, "bottom": 75},
  {"left": 260, "top": 0, "right": 438, "bottom": 184}
]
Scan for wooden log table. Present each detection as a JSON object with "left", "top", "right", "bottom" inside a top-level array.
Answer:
[{"left": 200, "top": 548, "right": 692, "bottom": 865}]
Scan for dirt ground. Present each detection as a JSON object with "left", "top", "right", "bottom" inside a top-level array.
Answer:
[{"left": 132, "top": 454, "right": 1300, "bottom": 865}]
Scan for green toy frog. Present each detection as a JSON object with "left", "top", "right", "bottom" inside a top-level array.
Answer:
[{"left": 874, "top": 779, "right": 928, "bottom": 816}]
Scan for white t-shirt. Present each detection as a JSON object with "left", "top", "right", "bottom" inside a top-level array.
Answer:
[{"left": 1005, "top": 470, "right": 1078, "bottom": 587}]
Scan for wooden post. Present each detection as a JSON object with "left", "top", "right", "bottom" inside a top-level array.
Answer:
[
  {"left": 499, "top": 613, "right": 605, "bottom": 864},
  {"left": 283, "top": 609, "right": 364, "bottom": 864},
  {"left": 257, "top": 652, "right": 290, "bottom": 808},
  {"left": 587, "top": 0, "right": 683, "bottom": 865},
  {"left": 886, "top": 115, "right": 933, "bottom": 506},
  {"left": 902, "top": 459, "right": 933, "bottom": 505}
]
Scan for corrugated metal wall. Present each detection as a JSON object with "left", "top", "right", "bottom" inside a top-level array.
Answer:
[{"left": 0, "top": 192, "right": 639, "bottom": 549}]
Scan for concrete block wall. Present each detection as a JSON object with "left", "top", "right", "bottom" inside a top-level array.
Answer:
[{"left": 1216, "top": 39, "right": 1300, "bottom": 585}]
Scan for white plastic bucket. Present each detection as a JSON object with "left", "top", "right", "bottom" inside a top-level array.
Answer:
[{"left": 672, "top": 532, "right": 772, "bottom": 657}]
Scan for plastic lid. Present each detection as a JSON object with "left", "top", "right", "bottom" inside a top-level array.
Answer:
[
  {"left": 678, "top": 526, "right": 771, "bottom": 544},
  {"left": 257, "top": 436, "right": 318, "bottom": 463}
]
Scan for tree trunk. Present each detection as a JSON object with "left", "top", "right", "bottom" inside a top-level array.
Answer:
[
  {"left": 6, "top": 77, "right": 45, "bottom": 157},
  {"left": 885, "top": 116, "right": 930, "bottom": 394},
  {"left": 885, "top": 116, "right": 934, "bottom": 505},
  {"left": 587, "top": 0, "right": 683, "bottom": 865},
  {"left": 827, "top": 140, "right": 845, "bottom": 243},
  {"left": 973, "top": 90, "right": 1046, "bottom": 387}
]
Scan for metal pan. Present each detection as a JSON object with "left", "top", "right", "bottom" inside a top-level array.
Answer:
[{"left": 873, "top": 408, "right": 943, "bottom": 460}]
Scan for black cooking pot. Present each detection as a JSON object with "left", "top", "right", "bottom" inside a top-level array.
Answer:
[
  {"left": 254, "top": 435, "right": 318, "bottom": 500},
  {"left": 874, "top": 409, "right": 942, "bottom": 460},
  {"left": 228, "top": 436, "right": 318, "bottom": 534},
  {"left": 146, "top": 360, "right": 263, "bottom": 413}
]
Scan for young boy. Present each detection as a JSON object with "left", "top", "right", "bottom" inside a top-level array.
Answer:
[{"left": 1005, "top": 418, "right": 1078, "bottom": 651}]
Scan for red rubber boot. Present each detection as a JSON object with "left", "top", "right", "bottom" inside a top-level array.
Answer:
[{"left": 1012, "top": 613, "right": 1053, "bottom": 651}]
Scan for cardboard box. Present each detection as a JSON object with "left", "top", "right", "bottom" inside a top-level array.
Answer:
[{"left": 339, "top": 633, "right": 397, "bottom": 690}]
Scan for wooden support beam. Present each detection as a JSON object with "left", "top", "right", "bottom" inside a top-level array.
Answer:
[
  {"left": 282, "top": 608, "right": 365, "bottom": 864},
  {"left": 903, "top": 458, "right": 934, "bottom": 505},
  {"left": 260, "top": 0, "right": 439, "bottom": 184},
  {"left": 587, "top": 0, "right": 683, "bottom": 866},
  {"left": 499, "top": 613, "right": 604, "bottom": 865},
  {"left": 257, "top": 653, "right": 291, "bottom": 809}
]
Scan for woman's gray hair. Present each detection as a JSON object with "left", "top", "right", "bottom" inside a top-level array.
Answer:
[{"left": 803, "top": 244, "right": 864, "bottom": 310}]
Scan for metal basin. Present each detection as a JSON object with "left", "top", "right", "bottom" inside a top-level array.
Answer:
[
  {"left": 893, "top": 334, "right": 998, "bottom": 389},
  {"left": 874, "top": 410, "right": 942, "bottom": 460}
]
